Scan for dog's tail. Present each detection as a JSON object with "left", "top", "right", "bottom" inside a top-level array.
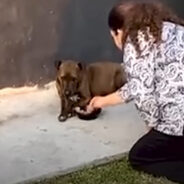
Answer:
[{"left": 76, "top": 108, "right": 102, "bottom": 120}]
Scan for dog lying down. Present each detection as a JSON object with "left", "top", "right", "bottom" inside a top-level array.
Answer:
[{"left": 55, "top": 60, "right": 127, "bottom": 122}]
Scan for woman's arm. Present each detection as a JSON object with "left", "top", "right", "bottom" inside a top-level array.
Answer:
[
  {"left": 89, "top": 35, "right": 159, "bottom": 129},
  {"left": 88, "top": 91, "right": 124, "bottom": 109},
  {"left": 88, "top": 77, "right": 133, "bottom": 109}
]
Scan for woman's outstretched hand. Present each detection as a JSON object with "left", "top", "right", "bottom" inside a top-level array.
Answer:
[
  {"left": 88, "top": 96, "right": 107, "bottom": 109},
  {"left": 75, "top": 92, "right": 123, "bottom": 115},
  {"left": 87, "top": 92, "right": 123, "bottom": 110}
]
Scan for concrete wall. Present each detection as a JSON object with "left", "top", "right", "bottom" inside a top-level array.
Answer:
[{"left": 0, "top": 0, "right": 184, "bottom": 89}]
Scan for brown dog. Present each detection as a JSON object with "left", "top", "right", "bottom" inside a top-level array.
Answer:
[
  {"left": 55, "top": 60, "right": 127, "bottom": 121},
  {"left": 55, "top": 60, "right": 84, "bottom": 122}
]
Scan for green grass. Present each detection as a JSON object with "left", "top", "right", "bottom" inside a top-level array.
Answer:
[{"left": 31, "top": 157, "right": 175, "bottom": 184}]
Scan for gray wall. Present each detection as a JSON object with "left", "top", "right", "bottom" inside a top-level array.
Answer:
[{"left": 0, "top": 0, "right": 184, "bottom": 89}]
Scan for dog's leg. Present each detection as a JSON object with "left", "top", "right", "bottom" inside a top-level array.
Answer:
[
  {"left": 77, "top": 97, "right": 90, "bottom": 110},
  {"left": 58, "top": 97, "right": 68, "bottom": 122},
  {"left": 67, "top": 101, "right": 76, "bottom": 118}
]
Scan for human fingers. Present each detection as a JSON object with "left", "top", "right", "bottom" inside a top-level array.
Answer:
[{"left": 89, "top": 97, "right": 97, "bottom": 107}]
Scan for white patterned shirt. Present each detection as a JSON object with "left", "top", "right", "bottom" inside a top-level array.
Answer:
[{"left": 118, "top": 21, "right": 184, "bottom": 136}]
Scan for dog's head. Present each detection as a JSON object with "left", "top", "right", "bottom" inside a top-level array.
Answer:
[{"left": 55, "top": 60, "right": 84, "bottom": 97}]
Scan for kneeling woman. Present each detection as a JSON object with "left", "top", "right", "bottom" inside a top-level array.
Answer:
[{"left": 88, "top": 1, "right": 184, "bottom": 183}]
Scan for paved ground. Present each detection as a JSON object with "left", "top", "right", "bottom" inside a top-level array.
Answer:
[{"left": 0, "top": 82, "right": 146, "bottom": 184}]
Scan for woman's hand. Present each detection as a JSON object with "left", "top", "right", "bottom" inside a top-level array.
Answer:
[
  {"left": 87, "top": 92, "right": 123, "bottom": 110},
  {"left": 74, "top": 96, "right": 106, "bottom": 115},
  {"left": 88, "top": 96, "right": 108, "bottom": 109}
]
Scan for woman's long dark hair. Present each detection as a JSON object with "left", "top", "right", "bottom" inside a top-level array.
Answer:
[{"left": 108, "top": 1, "right": 184, "bottom": 54}]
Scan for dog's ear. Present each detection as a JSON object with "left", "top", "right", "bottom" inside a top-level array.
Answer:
[
  {"left": 55, "top": 60, "right": 62, "bottom": 70},
  {"left": 77, "top": 62, "right": 85, "bottom": 70}
]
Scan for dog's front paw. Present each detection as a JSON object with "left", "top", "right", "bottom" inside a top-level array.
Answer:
[
  {"left": 74, "top": 107, "right": 87, "bottom": 114},
  {"left": 58, "top": 114, "right": 67, "bottom": 122}
]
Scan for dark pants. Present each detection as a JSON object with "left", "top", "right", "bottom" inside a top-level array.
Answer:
[{"left": 128, "top": 129, "right": 184, "bottom": 184}]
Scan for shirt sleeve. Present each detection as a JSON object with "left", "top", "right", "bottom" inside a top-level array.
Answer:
[
  {"left": 117, "top": 74, "right": 133, "bottom": 103},
  {"left": 117, "top": 38, "right": 159, "bottom": 127}
]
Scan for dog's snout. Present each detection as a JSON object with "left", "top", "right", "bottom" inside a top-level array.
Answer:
[{"left": 65, "top": 90, "right": 70, "bottom": 96}]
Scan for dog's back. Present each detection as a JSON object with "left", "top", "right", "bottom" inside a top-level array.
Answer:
[{"left": 87, "top": 61, "right": 127, "bottom": 97}]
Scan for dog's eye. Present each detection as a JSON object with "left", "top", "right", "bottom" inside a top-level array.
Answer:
[
  {"left": 60, "top": 76, "right": 65, "bottom": 80},
  {"left": 72, "top": 77, "right": 77, "bottom": 82}
]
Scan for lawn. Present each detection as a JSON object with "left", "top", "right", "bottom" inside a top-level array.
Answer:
[{"left": 31, "top": 157, "right": 176, "bottom": 184}]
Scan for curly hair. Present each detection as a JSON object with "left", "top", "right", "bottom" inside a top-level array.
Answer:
[{"left": 108, "top": 1, "right": 184, "bottom": 55}]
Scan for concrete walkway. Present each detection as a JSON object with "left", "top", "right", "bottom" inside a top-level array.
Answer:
[{"left": 0, "top": 82, "right": 146, "bottom": 184}]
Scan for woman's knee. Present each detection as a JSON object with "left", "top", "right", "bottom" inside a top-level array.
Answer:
[
  {"left": 128, "top": 143, "right": 142, "bottom": 168},
  {"left": 128, "top": 134, "right": 155, "bottom": 168}
]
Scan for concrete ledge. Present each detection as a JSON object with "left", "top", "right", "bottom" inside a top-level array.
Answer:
[{"left": 17, "top": 152, "right": 129, "bottom": 184}]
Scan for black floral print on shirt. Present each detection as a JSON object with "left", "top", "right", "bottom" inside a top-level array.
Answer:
[{"left": 118, "top": 21, "right": 184, "bottom": 136}]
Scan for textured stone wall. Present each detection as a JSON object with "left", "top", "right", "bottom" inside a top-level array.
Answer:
[{"left": 0, "top": 0, "right": 183, "bottom": 89}]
